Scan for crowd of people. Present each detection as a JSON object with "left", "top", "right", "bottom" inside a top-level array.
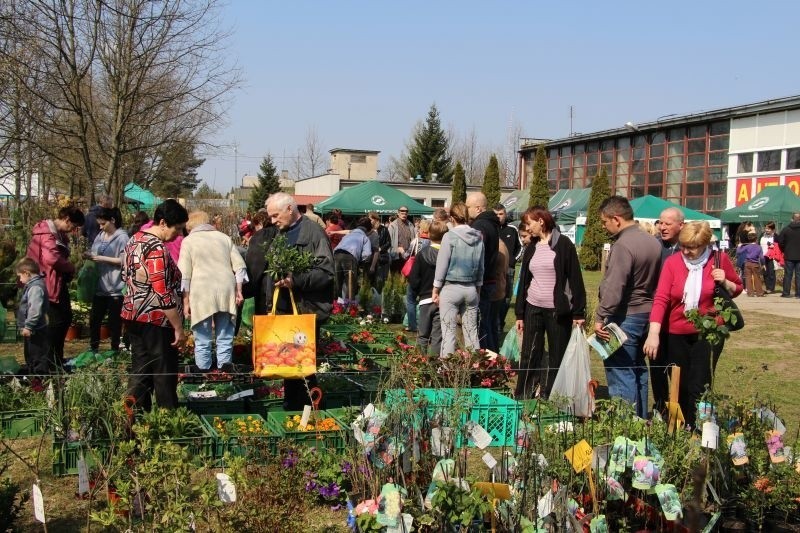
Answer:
[{"left": 14, "top": 189, "right": 800, "bottom": 425}]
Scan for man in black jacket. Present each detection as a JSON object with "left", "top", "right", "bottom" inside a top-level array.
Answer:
[
  {"left": 408, "top": 220, "right": 447, "bottom": 355},
  {"left": 494, "top": 204, "right": 522, "bottom": 336},
  {"left": 777, "top": 212, "right": 800, "bottom": 298},
  {"left": 467, "top": 192, "right": 501, "bottom": 351}
]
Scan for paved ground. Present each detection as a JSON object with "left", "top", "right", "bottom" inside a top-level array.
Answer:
[{"left": 734, "top": 290, "right": 800, "bottom": 319}]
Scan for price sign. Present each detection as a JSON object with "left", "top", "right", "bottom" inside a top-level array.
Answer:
[{"left": 564, "top": 439, "right": 593, "bottom": 473}]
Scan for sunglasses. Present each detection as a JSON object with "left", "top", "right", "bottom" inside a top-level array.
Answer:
[{"left": 398, "top": 210, "right": 408, "bottom": 213}]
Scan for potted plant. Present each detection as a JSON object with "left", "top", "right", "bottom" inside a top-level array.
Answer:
[{"left": 68, "top": 301, "right": 91, "bottom": 340}]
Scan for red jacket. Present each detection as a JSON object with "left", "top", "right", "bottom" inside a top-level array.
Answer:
[
  {"left": 650, "top": 251, "right": 743, "bottom": 335},
  {"left": 27, "top": 220, "right": 76, "bottom": 303}
]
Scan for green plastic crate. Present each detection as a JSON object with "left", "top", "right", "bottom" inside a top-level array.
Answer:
[
  {"left": 317, "top": 374, "right": 363, "bottom": 409},
  {"left": 267, "top": 410, "right": 346, "bottom": 453},
  {"left": 1, "top": 320, "right": 19, "bottom": 343},
  {"left": 247, "top": 396, "right": 285, "bottom": 417},
  {"left": 201, "top": 414, "right": 282, "bottom": 462},
  {"left": 345, "top": 373, "right": 386, "bottom": 403},
  {"left": 320, "top": 324, "right": 359, "bottom": 338},
  {"left": 52, "top": 440, "right": 112, "bottom": 476},
  {"left": 0, "top": 410, "right": 47, "bottom": 438}
]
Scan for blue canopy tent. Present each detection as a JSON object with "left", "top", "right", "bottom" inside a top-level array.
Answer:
[{"left": 123, "top": 183, "right": 160, "bottom": 213}]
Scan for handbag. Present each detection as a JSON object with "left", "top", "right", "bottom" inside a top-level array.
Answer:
[
  {"left": 400, "top": 239, "right": 420, "bottom": 278},
  {"left": 252, "top": 288, "right": 316, "bottom": 378},
  {"left": 713, "top": 250, "right": 744, "bottom": 332}
]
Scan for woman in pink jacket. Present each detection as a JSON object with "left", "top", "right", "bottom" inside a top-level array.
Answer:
[
  {"left": 27, "top": 206, "right": 85, "bottom": 370},
  {"left": 643, "top": 221, "right": 742, "bottom": 428}
]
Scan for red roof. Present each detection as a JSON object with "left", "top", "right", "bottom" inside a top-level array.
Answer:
[{"left": 294, "top": 195, "right": 329, "bottom": 206}]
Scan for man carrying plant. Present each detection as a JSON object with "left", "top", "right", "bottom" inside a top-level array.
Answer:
[
  {"left": 266, "top": 192, "right": 335, "bottom": 410},
  {"left": 594, "top": 196, "right": 662, "bottom": 419},
  {"left": 122, "top": 199, "right": 188, "bottom": 411}
]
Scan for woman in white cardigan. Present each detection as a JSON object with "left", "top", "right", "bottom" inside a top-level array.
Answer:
[{"left": 178, "top": 211, "right": 247, "bottom": 372}]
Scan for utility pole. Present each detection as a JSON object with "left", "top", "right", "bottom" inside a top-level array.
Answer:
[{"left": 233, "top": 140, "right": 239, "bottom": 187}]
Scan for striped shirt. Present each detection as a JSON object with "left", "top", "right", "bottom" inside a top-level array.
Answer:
[{"left": 526, "top": 242, "right": 556, "bottom": 308}]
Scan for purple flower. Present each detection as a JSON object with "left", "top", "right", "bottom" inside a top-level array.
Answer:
[
  {"left": 341, "top": 461, "right": 353, "bottom": 474},
  {"left": 318, "top": 482, "right": 341, "bottom": 500},
  {"left": 282, "top": 452, "right": 298, "bottom": 468},
  {"left": 305, "top": 480, "right": 319, "bottom": 492}
]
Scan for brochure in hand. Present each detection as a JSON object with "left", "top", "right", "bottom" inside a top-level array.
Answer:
[{"left": 587, "top": 322, "right": 628, "bottom": 360}]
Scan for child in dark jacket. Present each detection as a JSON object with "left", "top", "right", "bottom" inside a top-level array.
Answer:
[
  {"left": 737, "top": 232, "right": 765, "bottom": 296},
  {"left": 16, "top": 258, "right": 50, "bottom": 374},
  {"left": 408, "top": 220, "right": 448, "bottom": 356}
]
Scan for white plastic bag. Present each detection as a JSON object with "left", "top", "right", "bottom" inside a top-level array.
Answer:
[{"left": 549, "top": 326, "right": 594, "bottom": 418}]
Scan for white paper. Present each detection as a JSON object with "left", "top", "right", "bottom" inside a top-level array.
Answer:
[
  {"left": 33, "top": 483, "right": 45, "bottom": 523},
  {"left": 757, "top": 407, "right": 786, "bottom": 435},
  {"left": 469, "top": 423, "right": 493, "bottom": 449},
  {"left": 482, "top": 452, "right": 498, "bottom": 470},
  {"left": 418, "top": 297, "right": 433, "bottom": 306},
  {"left": 77, "top": 457, "right": 90, "bottom": 495},
  {"left": 592, "top": 444, "right": 610, "bottom": 471},
  {"left": 537, "top": 490, "right": 554, "bottom": 518},
  {"left": 352, "top": 424, "right": 365, "bottom": 444},
  {"left": 702, "top": 422, "right": 719, "bottom": 450},
  {"left": 431, "top": 428, "right": 453, "bottom": 456},
  {"left": 300, "top": 405, "right": 312, "bottom": 429},
  {"left": 46, "top": 382, "right": 55, "bottom": 409},
  {"left": 216, "top": 473, "right": 237, "bottom": 503},
  {"left": 227, "top": 389, "right": 254, "bottom": 401},
  {"left": 386, "top": 513, "right": 413, "bottom": 533},
  {"left": 188, "top": 390, "right": 218, "bottom": 399}
]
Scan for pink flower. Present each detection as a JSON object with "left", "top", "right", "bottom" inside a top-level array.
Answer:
[{"left": 355, "top": 499, "right": 379, "bottom": 515}]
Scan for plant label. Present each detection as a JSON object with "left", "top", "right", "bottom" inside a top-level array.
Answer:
[
  {"left": 32, "top": 482, "right": 45, "bottom": 523},
  {"left": 227, "top": 389, "right": 254, "bottom": 401},
  {"left": 300, "top": 405, "right": 312, "bottom": 429},
  {"left": 352, "top": 424, "right": 365, "bottom": 444},
  {"left": 386, "top": 513, "right": 413, "bottom": 533},
  {"left": 468, "top": 423, "right": 493, "bottom": 449},
  {"left": 564, "top": 439, "right": 593, "bottom": 473},
  {"left": 537, "top": 490, "right": 554, "bottom": 518},
  {"left": 77, "top": 457, "right": 90, "bottom": 495},
  {"left": 431, "top": 428, "right": 452, "bottom": 456},
  {"left": 482, "top": 452, "right": 498, "bottom": 470},
  {"left": 654, "top": 484, "right": 683, "bottom": 520},
  {"left": 46, "top": 382, "right": 55, "bottom": 409},
  {"left": 188, "top": 390, "right": 218, "bottom": 399},
  {"left": 216, "top": 473, "right": 237, "bottom": 503},
  {"left": 727, "top": 433, "right": 749, "bottom": 465},
  {"left": 756, "top": 407, "right": 786, "bottom": 435},
  {"left": 701, "top": 422, "right": 719, "bottom": 450},
  {"left": 592, "top": 444, "right": 610, "bottom": 471},
  {"left": 766, "top": 429, "right": 786, "bottom": 463}
]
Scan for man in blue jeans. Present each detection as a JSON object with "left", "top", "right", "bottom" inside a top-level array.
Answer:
[
  {"left": 594, "top": 196, "right": 662, "bottom": 419},
  {"left": 777, "top": 212, "right": 800, "bottom": 298}
]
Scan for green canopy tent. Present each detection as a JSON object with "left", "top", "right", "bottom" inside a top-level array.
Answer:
[
  {"left": 123, "top": 182, "right": 160, "bottom": 213},
  {"left": 549, "top": 188, "right": 591, "bottom": 225},
  {"left": 500, "top": 189, "right": 529, "bottom": 219},
  {"left": 316, "top": 180, "right": 434, "bottom": 216},
  {"left": 720, "top": 185, "right": 800, "bottom": 226},
  {"left": 629, "top": 195, "right": 721, "bottom": 228}
]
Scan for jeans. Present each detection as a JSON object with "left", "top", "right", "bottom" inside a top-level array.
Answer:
[
  {"left": 192, "top": 312, "right": 235, "bottom": 370},
  {"left": 478, "top": 283, "right": 497, "bottom": 351},
  {"left": 783, "top": 259, "right": 800, "bottom": 297},
  {"left": 90, "top": 294, "right": 123, "bottom": 352},
  {"left": 334, "top": 251, "right": 359, "bottom": 300},
  {"left": 405, "top": 285, "right": 417, "bottom": 331},
  {"left": 417, "top": 302, "right": 442, "bottom": 356},
  {"left": 439, "top": 283, "right": 480, "bottom": 357},
  {"left": 602, "top": 313, "right": 650, "bottom": 419}
]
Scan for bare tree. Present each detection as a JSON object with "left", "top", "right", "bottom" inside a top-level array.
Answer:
[
  {"left": 300, "top": 125, "right": 326, "bottom": 179},
  {"left": 383, "top": 154, "right": 408, "bottom": 182},
  {"left": 1, "top": 0, "right": 241, "bottom": 203},
  {"left": 500, "top": 117, "right": 524, "bottom": 187}
]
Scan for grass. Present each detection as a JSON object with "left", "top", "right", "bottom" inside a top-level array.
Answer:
[{"left": 3, "top": 278, "right": 800, "bottom": 530}]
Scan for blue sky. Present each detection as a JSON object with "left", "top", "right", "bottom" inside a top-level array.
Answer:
[{"left": 198, "top": 0, "right": 800, "bottom": 192}]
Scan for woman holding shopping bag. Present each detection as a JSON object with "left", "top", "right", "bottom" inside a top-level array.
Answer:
[
  {"left": 643, "top": 221, "right": 742, "bottom": 429},
  {"left": 514, "top": 207, "right": 586, "bottom": 400}
]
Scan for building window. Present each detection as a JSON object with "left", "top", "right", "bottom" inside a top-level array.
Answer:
[
  {"left": 738, "top": 153, "right": 753, "bottom": 173},
  {"left": 786, "top": 148, "right": 800, "bottom": 170},
  {"left": 350, "top": 154, "right": 367, "bottom": 164},
  {"left": 756, "top": 150, "right": 781, "bottom": 172},
  {"left": 431, "top": 199, "right": 446, "bottom": 207}
]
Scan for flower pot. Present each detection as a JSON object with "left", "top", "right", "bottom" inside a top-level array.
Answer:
[
  {"left": 65, "top": 324, "right": 82, "bottom": 341},
  {"left": 99, "top": 324, "right": 111, "bottom": 340}
]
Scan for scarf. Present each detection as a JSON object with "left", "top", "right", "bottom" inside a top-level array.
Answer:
[{"left": 681, "top": 247, "right": 711, "bottom": 311}]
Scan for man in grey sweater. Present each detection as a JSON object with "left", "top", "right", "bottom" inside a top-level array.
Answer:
[{"left": 594, "top": 196, "right": 661, "bottom": 419}]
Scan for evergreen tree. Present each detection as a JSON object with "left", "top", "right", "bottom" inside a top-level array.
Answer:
[
  {"left": 451, "top": 161, "right": 467, "bottom": 205},
  {"left": 248, "top": 154, "right": 280, "bottom": 212},
  {"left": 579, "top": 166, "right": 611, "bottom": 271},
  {"left": 405, "top": 104, "right": 453, "bottom": 183},
  {"left": 528, "top": 144, "right": 550, "bottom": 209},
  {"left": 482, "top": 155, "right": 501, "bottom": 207}
]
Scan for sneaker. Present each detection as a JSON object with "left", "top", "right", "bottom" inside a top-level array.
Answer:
[
  {"left": 781, "top": 294, "right": 792, "bottom": 298},
  {"left": 219, "top": 363, "right": 235, "bottom": 374}
]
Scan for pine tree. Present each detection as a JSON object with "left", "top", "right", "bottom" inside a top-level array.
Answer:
[
  {"left": 249, "top": 154, "right": 281, "bottom": 212},
  {"left": 451, "top": 161, "right": 467, "bottom": 205},
  {"left": 528, "top": 144, "right": 550, "bottom": 209},
  {"left": 405, "top": 104, "right": 453, "bottom": 183},
  {"left": 482, "top": 155, "right": 501, "bottom": 207},
  {"left": 579, "top": 166, "right": 611, "bottom": 271}
]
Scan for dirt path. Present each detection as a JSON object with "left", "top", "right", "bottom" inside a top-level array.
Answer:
[{"left": 734, "top": 291, "right": 800, "bottom": 319}]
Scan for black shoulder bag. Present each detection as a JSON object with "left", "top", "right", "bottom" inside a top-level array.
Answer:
[{"left": 713, "top": 250, "right": 745, "bottom": 331}]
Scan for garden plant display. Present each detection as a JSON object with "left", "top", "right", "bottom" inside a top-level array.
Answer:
[{"left": 211, "top": 415, "right": 271, "bottom": 436}]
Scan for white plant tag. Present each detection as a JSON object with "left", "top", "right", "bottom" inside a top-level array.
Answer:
[
  {"left": 216, "top": 472, "right": 237, "bottom": 503},
  {"left": 361, "top": 403, "right": 376, "bottom": 418},
  {"left": 46, "top": 382, "right": 55, "bottom": 409},
  {"left": 188, "top": 390, "right": 217, "bottom": 399},
  {"left": 386, "top": 513, "right": 413, "bottom": 533},
  {"left": 482, "top": 452, "right": 498, "bottom": 470},
  {"left": 431, "top": 428, "right": 452, "bottom": 456},
  {"left": 702, "top": 422, "right": 719, "bottom": 450},
  {"left": 227, "top": 389, "right": 254, "bottom": 401},
  {"left": 33, "top": 483, "right": 45, "bottom": 523},
  {"left": 77, "top": 457, "right": 90, "bottom": 495},
  {"left": 469, "top": 423, "right": 493, "bottom": 449},
  {"left": 300, "top": 405, "right": 312, "bottom": 429},
  {"left": 537, "top": 490, "right": 554, "bottom": 518},
  {"left": 352, "top": 423, "right": 365, "bottom": 444}
]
